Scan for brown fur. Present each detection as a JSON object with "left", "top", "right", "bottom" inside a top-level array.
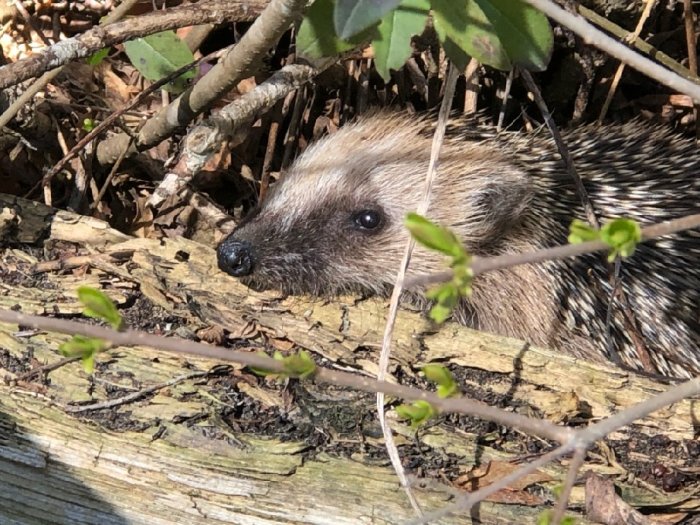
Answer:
[{"left": 218, "top": 112, "right": 700, "bottom": 378}]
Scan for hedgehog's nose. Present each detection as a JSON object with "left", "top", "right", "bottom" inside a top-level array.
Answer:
[{"left": 217, "top": 238, "right": 254, "bottom": 277}]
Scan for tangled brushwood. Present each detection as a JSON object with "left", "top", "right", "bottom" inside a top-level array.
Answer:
[{"left": 218, "top": 112, "right": 700, "bottom": 379}]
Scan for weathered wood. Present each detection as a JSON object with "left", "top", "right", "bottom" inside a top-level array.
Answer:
[{"left": 0, "top": 194, "right": 697, "bottom": 524}]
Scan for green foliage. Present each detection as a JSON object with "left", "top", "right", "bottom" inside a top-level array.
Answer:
[
  {"left": 59, "top": 335, "right": 106, "bottom": 373},
  {"left": 82, "top": 118, "right": 96, "bottom": 132},
  {"left": 422, "top": 364, "right": 458, "bottom": 397},
  {"left": 405, "top": 213, "right": 473, "bottom": 323},
  {"left": 373, "top": 0, "right": 430, "bottom": 80},
  {"left": 405, "top": 213, "right": 467, "bottom": 262},
  {"left": 395, "top": 399, "right": 437, "bottom": 427},
  {"left": 86, "top": 48, "right": 109, "bottom": 66},
  {"left": 396, "top": 365, "right": 455, "bottom": 427},
  {"left": 432, "top": 0, "right": 551, "bottom": 71},
  {"left": 249, "top": 350, "right": 317, "bottom": 379},
  {"left": 424, "top": 283, "right": 459, "bottom": 323},
  {"left": 334, "top": 0, "right": 402, "bottom": 39},
  {"left": 297, "top": 0, "right": 378, "bottom": 60},
  {"left": 59, "top": 286, "right": 124, "bottom": 373},
  {"left": 600, "top": 218, "right": 642, "bottom": 260},
  {"left": 123, "top": 31, "right": 195, "bottom": 94},
  {"left": 77, "top": 286, "right": 123, "bottom": 330},
  {"left": 568, "top": 219, "right": 601, "bottom": 244},
  {"left": 568, "top": 218, "right": 642, "bottom": 262},
  {"left": 299, "top": 0, "right": 553, "bottom": 76},
  {"left": 277, "top": 350, "right": 317, "bottom": 378}
]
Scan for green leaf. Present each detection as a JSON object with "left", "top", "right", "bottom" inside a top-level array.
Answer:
[
  {"left": 406, "top": 213, "right": 472, "bottom": 322},
  {"left": 335, "top": 0, "right": 402, "bottom": 39},
  {"left": 59, "top": 335, "right": 106, "bottom": 373},
  {"left": 452, "top": 264, "right": 474, "bottom": 296},
  {"left": 372, "top": 0, "right": 429, "bottom": 80},
  {"left": 600, "top": 218, "right": 641, "bottom": 261},
  {"left": 281, "top": 350, "right": 317, "bottom": 379},
  {"left": 82, "top": 118, "right": 96, "bottom": 132},
  {"left": 426, "top": 283, "right": 459, "bottom": 323},
  {"left": 568, "top": 219, "right": 600, "bottom": 244},
  {"left": 423, "top": 364, "right": 458, "bottom": 398},
  {"left": 86, "top": 48, "right": 109, "bottom": 66},
  {"left": 440, "top": 36, "right": 471, "bottom": 72},
  {"left": 123, "top": 31, "right": 195, "bottom": 94},
  {"left": 298, "top": 0, "right": 354, "bottom": 58},
  {"left": 249, "top": 350, "right": 317, "bottom": 379},
  {"left": 248, "top": 352, "right": 280, "bottom": 377},
  {"left": 432, "top": 0, "right": 552, "bottom": 71},
  {"left": 395, "top": 400, "right": 437, "bottom": 427},
  {"left": 477, "top": 0, "right": 552, "bottom": 71},
  {"left": 298, "top": 0, "right": 378, "bottom": 60},
  {"left": 405, "top": 213, "right": 463, "bottom": 258},
  {"left": 77, "top": 287, "right": 123, "bottom": 330}
]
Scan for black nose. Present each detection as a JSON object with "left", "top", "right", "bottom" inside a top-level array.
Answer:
[{"left": 217, "top": 238, "right": 254, "bottom": 277}]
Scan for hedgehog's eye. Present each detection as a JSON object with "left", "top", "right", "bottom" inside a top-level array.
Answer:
[{"left": 352, "top": 209, "right": 382, "bottom": 231}]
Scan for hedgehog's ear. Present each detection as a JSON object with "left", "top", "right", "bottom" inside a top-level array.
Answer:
[{"left": 458, "top": 173, "right": 534, "bottom": 251}]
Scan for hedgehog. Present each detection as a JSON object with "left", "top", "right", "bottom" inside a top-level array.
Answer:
[{"left": 217, "top": 112, "right": 700, "bottom": 379}]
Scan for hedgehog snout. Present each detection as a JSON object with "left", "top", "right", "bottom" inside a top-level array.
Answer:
[{"left": 217, "top": 236, "right": 255, "bottom": 277}]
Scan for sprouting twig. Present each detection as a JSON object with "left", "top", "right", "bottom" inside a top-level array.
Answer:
[
  {"left": 0, "top": 308, "right": 572, "bottom": 443},
  {"left": 406, "top": 213, "right": 700, "bottom": 289}
]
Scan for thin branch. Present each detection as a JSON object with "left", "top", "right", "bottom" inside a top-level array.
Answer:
[
  {"left": 0, "top": 0, "right": 141, "bottom": 129},
  {"left": 0, "top": 0, "right": 268, "bottom": 90},
  {"left": 522, "top": 0, "right": 700, "bottom": 103},
  {"left": 551, "top": 447, "right": 587, "bottom": 525},
  {"left": 148, "top": 63, "right": 319, "bottom": 208},
  {"left": 682, "top": 0, "right": 700, "bottom": 139},
  {"left": 577, "top": 5, "right": 700, "bottom": 83},
  {"left": 376, "top": 62, "right": 462, "bottom": 519},
  {"left": 406, "top": 213, "right": 700, "bottom": 289},
  {"left": 407, "top": 444, "right": 575, "bottom": 525},
  {"left": 0, "top": 308, "right": 571, "bottom": 443},
  {"left": 597, "top": 0, "right": 657, "bottom": 124},
  {"left": 40, "top": 45, "right": 232, "bottom": 195},
  {"left": 64, "top": 371, "right": 211, "bottom": 413},
  {"left": 520, "top": 68, "right": 599, "bottom": 228},
  {"left": 95, "top": 0, "right": 310, "bottom": 167}
]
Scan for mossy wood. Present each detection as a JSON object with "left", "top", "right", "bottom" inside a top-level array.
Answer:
[{"left": 0, "top": 193, "right": 697, "bottom": 524}]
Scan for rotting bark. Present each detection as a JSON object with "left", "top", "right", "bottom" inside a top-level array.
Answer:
[{"left": 0, "top": 193, "right": 698, "bottom": 524}]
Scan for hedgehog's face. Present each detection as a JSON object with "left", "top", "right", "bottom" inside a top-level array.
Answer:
[
  {"left": 216, "top": 153, "right": 418, "bottom": 296},
  {"left": 217, "top": 114, "right": 533, "bottom": 297}
]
